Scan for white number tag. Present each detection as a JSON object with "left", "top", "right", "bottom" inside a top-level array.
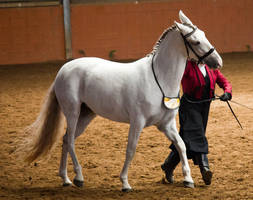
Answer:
[{"left": 163, "top": 97, "right": 180, "bottom": 109}]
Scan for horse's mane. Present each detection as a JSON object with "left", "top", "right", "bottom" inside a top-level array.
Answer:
[{"left": 147, "top": 24, "right": 177, "bottom": 57}]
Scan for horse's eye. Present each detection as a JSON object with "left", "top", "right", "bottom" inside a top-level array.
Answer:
[{"left": 192, "top": 41, "right": 200, "bottom": 46}]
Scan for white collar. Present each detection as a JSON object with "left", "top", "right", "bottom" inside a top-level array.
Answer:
[{"left": 198, "top": 63, "right": 207, "bottom": 77}]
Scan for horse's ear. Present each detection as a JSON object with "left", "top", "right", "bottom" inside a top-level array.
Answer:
[
  {"left": 179, "top": 10, "right": 194, "bottom": 26},
  {"left": 175, "top": 21, "right": 192, "bottom": 35}
]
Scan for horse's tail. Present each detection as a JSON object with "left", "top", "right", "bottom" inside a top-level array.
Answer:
[{"left": 19, "top": 82, "right": 64, "bottom": 163}]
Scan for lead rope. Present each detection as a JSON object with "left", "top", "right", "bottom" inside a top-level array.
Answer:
[
  {"left": 184, "top": 94, "right": 244, "bottom": 130},
  {"left": 183, "top": 95, "right": 219, "bottom": 104}
]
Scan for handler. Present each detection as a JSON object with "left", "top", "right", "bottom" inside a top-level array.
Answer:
[{"left": 161, "top": 59, "right": 232, "bottom": 185}]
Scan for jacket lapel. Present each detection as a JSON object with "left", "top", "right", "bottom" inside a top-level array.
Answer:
[
  {"left": 194, "top": 63, "right": 205, "bottom": 87},
  {"left": 205, "top": 65, "right": 215, "bottom": 91}
]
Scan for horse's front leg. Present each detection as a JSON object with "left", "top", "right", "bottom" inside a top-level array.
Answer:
[
  {"left": 160, "top": 119, "right": 194, "bottom": 188},
  {"left": 120, "top": 120, "right": 144, "bottom": 192}
]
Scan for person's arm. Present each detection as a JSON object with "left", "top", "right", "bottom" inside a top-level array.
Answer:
[{"left": 215, "top": 70, "right": 232, "bottom": 101}]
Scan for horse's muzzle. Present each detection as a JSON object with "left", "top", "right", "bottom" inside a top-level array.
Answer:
[{"left": 204, "top": 53, "right": 223, "bottom": 69}]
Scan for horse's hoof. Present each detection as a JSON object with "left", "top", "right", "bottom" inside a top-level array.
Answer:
[
  {"left": 63, "top": 183, "right": 72, "bottom": 187},
  {"left": 73, "top": 179, "right": 84, "bottom": 187},
  {"left": 183, "top": 181, "right": 195, "bottom": 188},
  {"left": 122, "top": 188, "right": 132, "bottom": 192}
]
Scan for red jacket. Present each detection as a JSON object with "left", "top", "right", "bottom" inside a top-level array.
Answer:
[{"left": 182, "top": 60, "right": 232, "bottom": 99}]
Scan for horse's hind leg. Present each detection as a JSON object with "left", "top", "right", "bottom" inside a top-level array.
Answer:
[
  {"left": 60, "top": 100, "right": 90, "bottom": 188},
  {"left": 72, "top": 104, "right": 96, "bottom": 187},
  {"left": 59, "top": 133, "right": 72, "bottom": 186},
  {"left": 59, "top": 103, "right": 95, "bottom": 187}
]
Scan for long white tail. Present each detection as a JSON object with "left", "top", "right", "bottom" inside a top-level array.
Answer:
[{"left": 19, "top": 82, "right": 64, "bottom": 163}]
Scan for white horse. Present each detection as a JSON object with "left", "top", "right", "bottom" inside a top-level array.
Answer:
[{"left": 20, "top": 11, "right": 222, "bottom": 191}]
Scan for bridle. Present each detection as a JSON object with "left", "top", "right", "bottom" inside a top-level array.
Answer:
[
  {"left": 181, "top": 26, "right": 215, "bottom": 64},
  {"left": 151, "top": 25, "right": 216, "bottom": 109}
]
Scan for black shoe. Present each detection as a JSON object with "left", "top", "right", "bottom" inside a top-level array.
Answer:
[
  {"left": 161, "top": 164, "right": 174, "bottom": 183},
  {"left": 161, "top": 151, "right": 180, "bottom": 183},
  {"left": 195, "top": 154, "right": 213, "bottom": 185},
  {"left": 200, "top": 166, "right": 213, "bottom": 185}
]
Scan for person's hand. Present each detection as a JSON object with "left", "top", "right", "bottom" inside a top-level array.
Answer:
[{"left": 220, "top": 92, "right": 232, "bottom": 101}]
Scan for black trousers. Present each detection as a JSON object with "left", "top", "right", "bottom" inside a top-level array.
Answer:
[{"left": 170, "top": 95, "right": 211, "bottom": 164}]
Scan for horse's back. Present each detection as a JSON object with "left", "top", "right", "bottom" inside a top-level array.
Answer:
[
  {"left": 56, "top": 57, "right": 145, "bottom": 79},
  {"left": 54, "top": 57, "right": 151, "bottom": 123}
]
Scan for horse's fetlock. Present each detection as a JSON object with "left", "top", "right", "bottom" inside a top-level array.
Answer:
[
  {"left": 120, "top": 174, "right": 127, "bottom": 182},
  {"left": 73, "top": 164, "right": 82, "bottom": 173},
  {"left": 59, "top": 171, "right": 66, "bottom": 178},
  {"left": 182, "top": 166, "right": 190, "bottom": 176}
]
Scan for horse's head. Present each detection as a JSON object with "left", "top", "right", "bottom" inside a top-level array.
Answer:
[{"left": 175, "top": 10, "right": 222, "bottom": 69}]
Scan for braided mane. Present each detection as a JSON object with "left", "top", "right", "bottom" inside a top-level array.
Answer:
[{"left": 147, "top": 24, "right": 177, "bottom": 57}]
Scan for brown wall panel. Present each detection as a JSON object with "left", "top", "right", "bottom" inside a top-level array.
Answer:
[
  {"left": 0, "top": 6, "right": 65, "bottom": 65},
  {"left": 0, "top": 0, "right": 252, "bottom": 65},
  {"left": 71, "top": 0, "right": 253, "bottom": 60}
]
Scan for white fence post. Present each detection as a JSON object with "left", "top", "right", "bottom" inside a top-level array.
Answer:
[{"left": 63, "top": 0, "right": 72, "bottom": 60}]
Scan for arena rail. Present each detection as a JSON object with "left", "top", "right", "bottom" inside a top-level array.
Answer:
[{"left": 0, "top": 0, "right": 60, "bottom": 8}]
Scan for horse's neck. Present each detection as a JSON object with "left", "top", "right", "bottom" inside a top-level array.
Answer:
[{"left": 154, "top": 30, "right": 187, "bottom": 97}]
